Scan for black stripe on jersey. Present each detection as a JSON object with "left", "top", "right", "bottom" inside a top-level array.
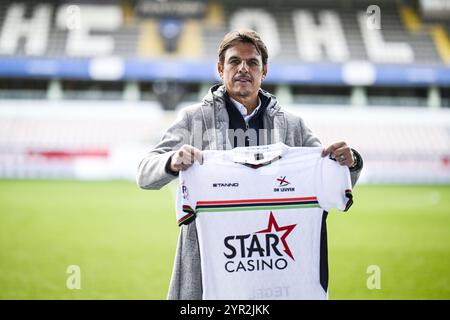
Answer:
[
  {"left": 320, "top": 211, "right": 329, "bottom": 293},
  {"left": 344, "top": 191, "right": 353, "bottom": 212}
]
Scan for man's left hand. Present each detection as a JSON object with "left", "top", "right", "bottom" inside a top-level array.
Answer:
[{"left": 321, "top": 141, "right": 355, "bottom": 168}]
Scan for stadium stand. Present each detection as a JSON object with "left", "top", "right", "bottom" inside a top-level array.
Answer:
[
  {"left": 0, "top": 100, "right": 166, "bottom": 179},
  {"left": 0, "top": 0, "right": 446, "bottom": 63},
  {"left": 286, "top": 105, "right": 450, "bottom": 183},
  {"left": 0, "top": 0, "right": 448, "bottom": 182}
]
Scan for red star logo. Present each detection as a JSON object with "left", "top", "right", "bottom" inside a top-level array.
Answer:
[{"left": 256, "top": 212, "right": 297, "bottom": 261}]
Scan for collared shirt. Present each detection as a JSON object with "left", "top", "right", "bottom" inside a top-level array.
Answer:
[{"left": 229, "top": 96, "right": 261, "bottom": 124}]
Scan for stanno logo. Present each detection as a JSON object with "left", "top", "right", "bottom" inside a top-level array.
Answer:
[
  {"left": 223, "top": 212, "right": 297, "bottom": 273},
  {"left": 274, "top": 176, "right": 295, "bottom": 192},
  {"left": 213, "top": 183, "right": 239, "bottom": 188}
]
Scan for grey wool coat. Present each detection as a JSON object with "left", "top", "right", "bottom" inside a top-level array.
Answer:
[{"left": 136, "top": 84, "right": 363, "bottom": 300}]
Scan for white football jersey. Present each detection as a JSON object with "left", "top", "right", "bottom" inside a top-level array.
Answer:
[{"left": 176, "top": 143, "right": 353, "bottom": 300}]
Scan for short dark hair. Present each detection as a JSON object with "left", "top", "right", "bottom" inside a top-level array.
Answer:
[{"left": 218, "top": 29, "right": 268, "bottom": 66}]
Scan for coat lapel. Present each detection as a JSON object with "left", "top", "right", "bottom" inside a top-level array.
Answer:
[
  {"left": 271, "top": 112, "right": 286, "bottom": 144},
  {"left": 212, "top": 88, "right": 232, "bottom": 150}
]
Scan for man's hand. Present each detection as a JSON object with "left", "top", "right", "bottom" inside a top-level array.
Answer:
[
  {"left": 170, "top": 144, "right": 203, "bottom": 172},
  {"left": 321, "top": 141, "right": 355, "bottom": 168}
]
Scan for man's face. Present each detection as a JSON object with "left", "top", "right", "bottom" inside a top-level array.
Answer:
[{"left": 218, "top": 42, "right": 267, "bottom": 102}]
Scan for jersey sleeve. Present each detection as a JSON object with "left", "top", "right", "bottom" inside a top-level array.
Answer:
[
  {"left": 176, "top": 169, "right": 198, "bottom": 226},
  {"left": 315, "top": 156, "right": 353, "bottom": 212}
]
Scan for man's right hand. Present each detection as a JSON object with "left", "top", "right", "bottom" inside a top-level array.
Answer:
[{"left": 170, "top": 144, "right": 203, "bottom": 172}]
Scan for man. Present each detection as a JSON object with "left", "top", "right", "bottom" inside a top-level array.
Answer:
[{"left": 137, "top": 29, "right": 363, "bottom": 299}]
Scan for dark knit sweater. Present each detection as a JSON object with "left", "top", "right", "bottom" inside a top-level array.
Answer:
[{"left": 224, "top": 92, "right": 271, "bottom": 148}]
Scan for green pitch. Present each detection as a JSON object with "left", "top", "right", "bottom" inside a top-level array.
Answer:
[{"left": 0, "top": 180, "right": 449, "bottom": 299}]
